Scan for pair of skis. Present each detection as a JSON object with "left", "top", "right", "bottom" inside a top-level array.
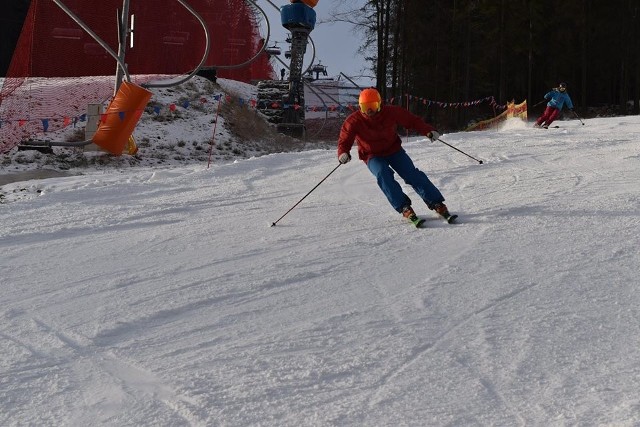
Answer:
[{"left": 410, "top": 212, "right": 458, "bottom": 228}]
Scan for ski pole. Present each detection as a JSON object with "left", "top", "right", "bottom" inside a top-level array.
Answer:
[
  {"left": 572, "top": 109, "right": 585, "bottom": 125},
  {"left": 270, "top": 163, "right": 342, "bottom": 227},
  {"left": 532, "top": 99, "right": 547, "bottom": 108},
  {"left": 436, "top": 138, "right": 484, "bottom": 164}
]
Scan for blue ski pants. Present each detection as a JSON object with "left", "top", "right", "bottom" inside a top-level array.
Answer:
[{"left": 366, "top": 149, "right": 445, "bottom": 213}]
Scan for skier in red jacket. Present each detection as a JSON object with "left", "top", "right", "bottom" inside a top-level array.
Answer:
[{"left": 337, "top": 88, "right": 455, "bottom": 226}]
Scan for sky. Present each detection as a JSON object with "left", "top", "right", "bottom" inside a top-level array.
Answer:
[
  {"left": 258, "top": 0, "right": 373, "bottom": 85},
  {"left": 1, "top": 77, "right": 640, "bottom": 425}
]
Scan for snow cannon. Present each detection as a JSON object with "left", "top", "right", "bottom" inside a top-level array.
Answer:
[
  {"left": 91, "top": 81, "right": 152, "bottom": 155},
  {"left": 281, "top": 2, "right": 317, "bottom": 31}
]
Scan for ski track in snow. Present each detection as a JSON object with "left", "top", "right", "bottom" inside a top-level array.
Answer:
[{"left": 2, "top": 117, "right": 640, "bottom": 425}]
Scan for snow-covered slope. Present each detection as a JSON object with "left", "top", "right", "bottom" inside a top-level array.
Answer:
[{"left": 1, "top": 114, "right": 639, "bottom": 425}]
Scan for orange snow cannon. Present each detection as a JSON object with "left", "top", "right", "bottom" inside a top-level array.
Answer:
[{"left": 92, "top": 81, "right": 152, "bottom": 155}]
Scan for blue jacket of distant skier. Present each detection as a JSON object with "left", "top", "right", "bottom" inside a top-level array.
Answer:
[{"left": 544, "top": 89, "right": 574, "bottom": 111}]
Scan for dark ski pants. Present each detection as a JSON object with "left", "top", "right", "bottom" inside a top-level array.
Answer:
[
  {"left": 536, "top": 106, "right": 561, "bottom": 126},
  {"left": 366, "top": 149, "right": 445, "bottom": 213}
]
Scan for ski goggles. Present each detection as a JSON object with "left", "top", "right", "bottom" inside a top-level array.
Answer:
[{"left": 359, "top": 101, "right": 381, "bottom": 114}]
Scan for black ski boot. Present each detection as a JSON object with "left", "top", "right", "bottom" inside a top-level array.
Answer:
[{"left": 434, "top": 203, "right": 458, "bottom": 224}]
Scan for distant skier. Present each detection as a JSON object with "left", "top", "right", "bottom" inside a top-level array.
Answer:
[
  {"left": 534, "top": 82, "right": 574, "bottom": 128},
  {"left": 337, "top": 87, "right": 456, "bottom": 227}
]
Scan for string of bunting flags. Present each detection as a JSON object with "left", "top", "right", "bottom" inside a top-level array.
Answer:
[
  {"left": 394, "top": 94, "right": 508, "bottom": 110},
  {"left": 267, "top": 93, "right": 508, "bottom": 113},
  {"left": 0, "top": 114, "right": 92, "bottom": 131},
  {"left": 0, "top": 93, "right": 230, "bottom": 132}
]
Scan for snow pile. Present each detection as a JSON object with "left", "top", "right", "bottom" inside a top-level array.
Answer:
[{"left": 1, "top": 102, "right": 640, "bottom": 424}]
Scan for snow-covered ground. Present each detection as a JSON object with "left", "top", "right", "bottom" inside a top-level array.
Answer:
[{"left": 1, "top": 109, "right": 640, "bottom": 425}]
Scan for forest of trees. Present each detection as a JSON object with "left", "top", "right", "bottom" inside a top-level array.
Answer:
[{"left": 336, "top": 0, "right": 639, "bottom": 129}]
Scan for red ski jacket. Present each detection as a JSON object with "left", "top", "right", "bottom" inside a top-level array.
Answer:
[{"left": 337, "top": 105, "right": 435, "bottom": 163}]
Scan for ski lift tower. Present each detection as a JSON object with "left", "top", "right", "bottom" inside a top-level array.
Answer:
[{"left": 278, "top": 0, "right": 317, "bottom": 137}]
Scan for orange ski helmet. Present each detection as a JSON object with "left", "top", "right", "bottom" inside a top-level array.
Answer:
[{"left": 359, "top": 88, "right": 382, "bottom": 114}]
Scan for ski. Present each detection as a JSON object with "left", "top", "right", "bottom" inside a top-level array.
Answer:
[
  {"left": 405, "top": 211, "right": 458, "bottom": 228},
  {"left": 407, "top": 215, "right": 457, "bottom": 228}
]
